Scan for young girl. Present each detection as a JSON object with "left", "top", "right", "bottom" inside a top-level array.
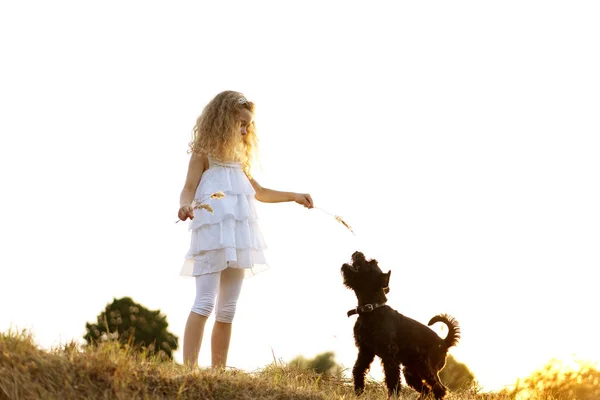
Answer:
[{"left": 177, "top": 90, "right": 313, "bottom": 369}]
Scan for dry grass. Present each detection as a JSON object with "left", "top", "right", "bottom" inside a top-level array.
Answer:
[
  {"left": 315, "top": 207, "right": 355, "bottom": 236},
  {"left": 193, "top": 203, "right": 215, "bottom": 215},
  {"left": 175, "top": 191, "right": 226, "bottom": 222},
  {"left": 191, "top": 191, "right": 227, "bottom": 216},
  {"left": 209, "top": 191, "right": 226, "bottom": 200},
  {"left": 0, "top": 330, "right": 325, "bottom": 400},
  {"left": 0, "top": 329, "right": 573, "bottom": 400}
]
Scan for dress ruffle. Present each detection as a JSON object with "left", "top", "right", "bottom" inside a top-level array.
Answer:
[{"left": 180, "top": 159, "right": 268, "bottom": 278}]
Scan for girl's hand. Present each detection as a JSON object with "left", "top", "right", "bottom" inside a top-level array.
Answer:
[
  {"left": 294, "top": 193, "right": 314, "bottom": 209},
  {"left": 178, "top": 203, "right": 195, "bottom": 221}
]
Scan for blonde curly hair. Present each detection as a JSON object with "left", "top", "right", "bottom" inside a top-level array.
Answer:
[{"left": 188, "top": 90, "right": 258, "bottom": 176}]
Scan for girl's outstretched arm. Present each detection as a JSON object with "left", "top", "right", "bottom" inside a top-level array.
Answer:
[
  {"left": 178, "top": 152, "right": 208, "bottom": 221},
  {"left": 249, "top": 178, "right": 314, "bottom": 209}
]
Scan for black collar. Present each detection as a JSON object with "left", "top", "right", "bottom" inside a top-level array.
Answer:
[{"left": 347, "top": 302, "right": 386, "bottom": 317}]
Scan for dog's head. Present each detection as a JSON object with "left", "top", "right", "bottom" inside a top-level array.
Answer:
[{"left": 341, "top": 251, "right": 391, "bottom": 299}]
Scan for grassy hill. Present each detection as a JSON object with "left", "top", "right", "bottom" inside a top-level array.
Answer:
[{"left": 0, "top": 330, "right": 573, "bottom": 400}]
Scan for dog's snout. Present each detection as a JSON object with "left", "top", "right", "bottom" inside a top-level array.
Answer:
[
  {"left": 351, "top": 251, "right": 366, "bottom": 263},
  {"left": 342, "top": 263, "right": 359, "bottom": 272}
]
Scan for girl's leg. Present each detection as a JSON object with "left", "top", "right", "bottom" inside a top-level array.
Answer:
[
  {"left": 183, "top": 271, "right": 220, "bottom": 368},
  {"left": 182, "top": 312, "right": 207, "bottom": 368},
  {"left": 211, "top": 267, "right": 245, "bottom": 368}
]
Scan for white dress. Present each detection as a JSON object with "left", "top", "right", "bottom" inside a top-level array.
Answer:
[{"left": 180, "top": 158, "right": 268, "bottom": 277}]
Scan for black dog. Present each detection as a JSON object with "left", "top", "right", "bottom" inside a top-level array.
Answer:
[{"left": 341, "top": 251, "right": 460, "bottom": 399}]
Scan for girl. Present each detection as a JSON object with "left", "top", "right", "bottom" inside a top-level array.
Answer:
[{"left": 177, "top": 90, "right": 313, "bottom": 369}]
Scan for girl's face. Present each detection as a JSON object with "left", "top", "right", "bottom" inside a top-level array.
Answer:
[{"left": 238, "top": 108, "right": 254, "bottom": 136}]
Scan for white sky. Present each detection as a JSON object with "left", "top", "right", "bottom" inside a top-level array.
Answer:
[{"left": 1, "top": 0, "right": 599, "bottom": 392}]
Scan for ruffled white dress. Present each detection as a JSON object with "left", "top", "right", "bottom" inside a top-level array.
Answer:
[{"left": 180, "top": 158, "right": 269, "bottom": 278}]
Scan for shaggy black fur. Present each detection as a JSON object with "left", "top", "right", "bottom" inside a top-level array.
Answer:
[{"left": 341, "top": 251, "right": 461, "bottom": 399}]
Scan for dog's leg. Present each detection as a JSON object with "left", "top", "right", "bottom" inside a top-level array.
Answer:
[
  {"left": 381, "top": 356, "right": 401, "bottom": 396},
  {"left": 352, "top": 347, "right": 375, "bottom": 395},
  {"left": 403, "top": 367, "right": 431, "bottom": 399},
  {"left": 422, "top": 369, "right": 447, "bottom": 400},
  {"left": 430, "top": 373, "right": 448, "bottom": 400}
]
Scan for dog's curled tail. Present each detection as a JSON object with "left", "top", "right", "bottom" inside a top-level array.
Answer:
[{"left": 428, "top": 314, "right": 460, "bottom": 349}]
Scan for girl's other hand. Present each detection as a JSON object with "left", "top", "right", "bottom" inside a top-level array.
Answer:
[
  {"left": 294, "top": 193, "right": 314, "bottom": 209},
  {"left": 178, "top": 203, "right": 195, "bottom": 221}
]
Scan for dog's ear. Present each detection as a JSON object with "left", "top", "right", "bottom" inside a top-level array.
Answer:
[
  {"left": 382, "top": 270, "right": 391, "bottom": 288},
  {"left": 381, "top": 270, "right": 391, "bottom": 294}
]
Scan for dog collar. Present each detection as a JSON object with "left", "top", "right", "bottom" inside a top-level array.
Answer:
[{"left": 347, "top": 302, "right": 386, "bottom": 317}]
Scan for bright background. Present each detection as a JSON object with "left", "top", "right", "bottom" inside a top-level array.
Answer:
[{"left": 1, "top": 1, "right": 599, "bottom": 392}]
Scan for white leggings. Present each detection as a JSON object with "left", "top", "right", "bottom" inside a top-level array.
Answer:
[{"left": 191, "top": 267, "right": 245, "bottom": 323}]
